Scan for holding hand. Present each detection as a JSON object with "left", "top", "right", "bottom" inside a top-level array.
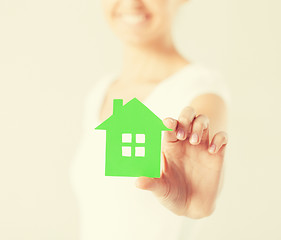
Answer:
[{"left": 135, "top": 106, "right": 228, "bottom": 219}]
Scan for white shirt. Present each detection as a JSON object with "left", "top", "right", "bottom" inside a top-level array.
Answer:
[{"left": 69, "top": 64, "right": 231, "bottom": 240}]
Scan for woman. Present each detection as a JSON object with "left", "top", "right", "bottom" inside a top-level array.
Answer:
[{"left": 70, "top": 0, "right": 231, "bottom": 239}]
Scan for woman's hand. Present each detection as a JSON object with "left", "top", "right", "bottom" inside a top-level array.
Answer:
[{"left": 135, "top": 106, "right": 228, "bottom": 219}]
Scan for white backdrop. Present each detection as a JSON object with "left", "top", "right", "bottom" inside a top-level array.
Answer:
[{"left": 0, "top": 0, "right": 280, "bottom": 239}]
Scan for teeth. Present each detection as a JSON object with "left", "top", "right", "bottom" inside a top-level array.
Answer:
[{"left": 120, "top": 14, "right": 146, "bottom": 24}]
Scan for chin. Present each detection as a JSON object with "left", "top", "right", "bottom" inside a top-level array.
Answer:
[
  {"left": 112, "top": 27, "right": 165, "bottom": 47},
  {"left": 117, "top": 33, "right": 156, "bottom": 46}
]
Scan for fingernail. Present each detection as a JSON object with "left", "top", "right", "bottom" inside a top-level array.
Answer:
[
  {"left": 209, "top": 144, "right": 216, "bottom": 153},
  {"left": 190, "top": 133, "right": 198, "bottom": 144},
  {"left": 176, "top": 128, "right": 185, "bottom": 139}
]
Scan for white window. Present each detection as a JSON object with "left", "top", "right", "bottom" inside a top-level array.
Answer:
[
  {"left": 121, "top": 133, "right": 146, "bottom": 158},
  {"left": 135, "top": 147, "right": 145, "bottom": 157},
  {"left": 122, "top": 133, "right": 132, "bottom": 143},
  {"left": 122, "top": 146, "right": 131, "bottom": 157},
  {"left": 136, "top": 134, "right": 145, "bottom": 143}
]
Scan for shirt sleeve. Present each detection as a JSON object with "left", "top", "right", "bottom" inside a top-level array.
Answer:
[
  {"left": 154, "top": 65, "right": 232, "bottom": 120},
  {"left": 186, "top": 70, "right": 232, "bottom": 109}
]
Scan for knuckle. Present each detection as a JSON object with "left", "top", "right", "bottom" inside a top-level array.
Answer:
[
  {"left": 178, "top": 116, "right": 192, "bottom": 126},
  {"left": 196, "top": 114, "right": 209, "bottom": 128},
  {"left": 197, "top": 113, "right": 208, "bottom": 120},
  {"left": 181, "top": 106, "right": 196, "bottom": 118},
  {"left": 184, "top": 106, "right": 195, "bottom": 113},
  {"left": 192, "top": 120, "right": 204, "bottom": 130},
  {"left": 166, "top": 117, "right": 177, "bottom": 126},
  {"left": 216, "top": 131, "right": 228, "bottom": 143}
]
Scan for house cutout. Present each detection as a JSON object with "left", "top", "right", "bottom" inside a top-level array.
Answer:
[{"left": 95, "top": 98, "right": 172, "bottom": 178}]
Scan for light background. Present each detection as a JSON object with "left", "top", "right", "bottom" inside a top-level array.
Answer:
[{"left": 0, "top": 0, "right": 280, "bottom": 239}]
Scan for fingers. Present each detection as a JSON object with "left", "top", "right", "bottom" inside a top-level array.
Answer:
[
  {"left": 189, "top": 114, "right": 210, "bottom": 145},
  {"left": 176, "top": 106, "right": 196, "bottom": 140},
  {"left": 163, "top": 117, "right": 178, "bottom": 142},
  {"left": 162, "top": 107, "right": 197, "bottom": 143},
  {"left": 163, "top": 107, "right": 228, "bottom": 155},
  {"left": 208, "top": 131, "right": 228, "bottom": 154}
]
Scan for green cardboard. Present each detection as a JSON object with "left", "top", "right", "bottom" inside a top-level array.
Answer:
[{"left": 95, "top": 98, "right": 172, "bottom": 178}]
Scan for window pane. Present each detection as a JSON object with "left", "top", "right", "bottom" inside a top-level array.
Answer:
[
  {"left": 135, "top": 147, "right": 145, "bottom": 157},
  {"left": 122, "top": 147, "right": 131, "bottom": 157},
  {"left": 136, "top": 134, "right": 145, "bottom": 143},
  {"left": 122, "top": 133, "right": 132, "bottom": 143}
]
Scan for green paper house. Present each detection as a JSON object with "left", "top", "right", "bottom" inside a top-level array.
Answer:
[{"left": 95, "top": 98, "right": 171, "bottom": 178}]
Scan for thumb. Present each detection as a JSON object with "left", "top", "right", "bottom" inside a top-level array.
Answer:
[
  {"left": 135, "top": 176, "right": 157, "bottom": 190},
  {"left": 135, "top": 176, "right": 169, "bottom": 198},
  {"left": 135, "top": 152, "right": 170, "bottom": 197}
]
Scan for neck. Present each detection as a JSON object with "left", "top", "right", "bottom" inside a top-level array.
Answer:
[{"left": 119, "top": 36, "right": 189, "bottom": 84}]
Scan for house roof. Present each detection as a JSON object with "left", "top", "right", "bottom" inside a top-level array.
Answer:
[{"left": 95, "top": 98, "right": 171, "bottom": 131}]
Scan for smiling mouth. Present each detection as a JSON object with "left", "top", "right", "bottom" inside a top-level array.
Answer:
[{"left": 116, "top": 13, "right": 150, "bottom": 25}]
